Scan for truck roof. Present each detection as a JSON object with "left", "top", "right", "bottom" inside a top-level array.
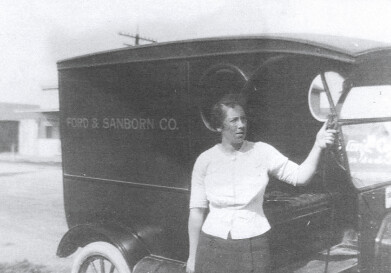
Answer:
[{"left": 57, "top": 33, "right": 391, "bottom": 70}]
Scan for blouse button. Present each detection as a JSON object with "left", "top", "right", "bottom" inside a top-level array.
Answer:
[{"left": 208, "top": 239, "right": 216, "bottom": 248}]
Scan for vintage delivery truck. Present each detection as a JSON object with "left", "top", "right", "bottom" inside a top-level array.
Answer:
[{"left": 56, "top": 34, "right": 391, "bottom": 273}]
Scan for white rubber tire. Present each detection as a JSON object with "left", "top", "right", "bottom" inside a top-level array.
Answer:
[{"left": 71, "top": 242, "right": 131, "bottom": 273}]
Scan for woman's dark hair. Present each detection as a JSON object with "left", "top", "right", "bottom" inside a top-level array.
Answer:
[{"left": 210, "top": 93, "right": 247, "bottom": 130}]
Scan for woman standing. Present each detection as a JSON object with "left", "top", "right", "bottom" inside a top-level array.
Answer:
[{"left": 186, "top": 94, "right": 336, "bottom": 273}]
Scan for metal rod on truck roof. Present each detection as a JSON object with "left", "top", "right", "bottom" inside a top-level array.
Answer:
[{"left": 118, "top": 32, "right": 157, "bottom": 46}]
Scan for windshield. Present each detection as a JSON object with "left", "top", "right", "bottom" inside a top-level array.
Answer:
[
  {"left": 340, "top": 85, "right": 391, "bottom": 189},
  {"left": 340, "top": 85, "right": 391, "bottom": 119},
  {"left": 343, "top": 122, "right": 391, "bottom": 188}
]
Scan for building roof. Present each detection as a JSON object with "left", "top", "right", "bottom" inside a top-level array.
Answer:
[
  {"left": 0, "top": 103, "right": 40, "bottom": 121},
  {"left": 58, "top": 33, "right": 391, "bottom": 70}
]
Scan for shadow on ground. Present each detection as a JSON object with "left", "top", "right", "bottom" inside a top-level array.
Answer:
[{"left": 0, "top": 260, "right": 69, "bottom": 273}]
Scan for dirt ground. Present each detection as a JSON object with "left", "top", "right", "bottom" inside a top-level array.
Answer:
[{"left": 0, "top": 162, "right": 74, "bottom": 272}]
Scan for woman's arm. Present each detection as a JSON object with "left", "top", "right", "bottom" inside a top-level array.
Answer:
[
  {"left": 187, "top": 152, "right": 208, "bottom": 272},
  {"left": 296, "top": 122, "right": 336, "bottom": 185},
  {"left": 186, "top": 207, "right": 207, "bottom": 273}
]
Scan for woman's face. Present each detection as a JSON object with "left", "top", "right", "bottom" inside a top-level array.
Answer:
[{"left": 219, "top": 105, "right": 247, "bottom": 145}]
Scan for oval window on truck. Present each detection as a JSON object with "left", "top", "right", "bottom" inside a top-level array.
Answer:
[
  {"left": 198, "top": 64, "right": 248, "bottom": 131},
  {"left": 308, "top": 71, "right": 345, "bottom": 122}
]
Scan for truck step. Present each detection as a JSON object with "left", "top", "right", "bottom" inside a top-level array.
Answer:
[
  {"left": 274, "top": 258, "right": 357, "bottom": 273},
  {"left": 274, "top": 243, "right": 358, "bottom": 273}
]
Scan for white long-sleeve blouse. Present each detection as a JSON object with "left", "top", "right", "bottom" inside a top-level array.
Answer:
[{"left": 189, "top": 140, "right": 299, "bottom": 239}]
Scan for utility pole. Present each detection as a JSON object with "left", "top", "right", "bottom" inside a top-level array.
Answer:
[{"left": 118, "top": 31, "right": 157, "bottom": 46}]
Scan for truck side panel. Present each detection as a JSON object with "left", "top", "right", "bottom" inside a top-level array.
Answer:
[
  {"left": 60, "top": 62, "right": 190, "bottom": 188},
  {"left": 59, "top": 61, "right": 192, "bottom": 260}
]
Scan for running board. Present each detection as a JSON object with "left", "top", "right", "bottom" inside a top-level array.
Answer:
[
  {"left": 274, "top": 258, "right": 357, "bottom": 273},
  {"left": 274, "top": 243, "right": 358, "bottom": 273}
]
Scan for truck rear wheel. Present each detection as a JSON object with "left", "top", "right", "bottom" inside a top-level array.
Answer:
[{"left": 72, "top": 242, "right": 131, "bottom": 273}]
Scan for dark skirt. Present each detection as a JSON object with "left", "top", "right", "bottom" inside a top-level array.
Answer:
[{"left": 195, "top": 231, "right": 271, "bottom": 273}]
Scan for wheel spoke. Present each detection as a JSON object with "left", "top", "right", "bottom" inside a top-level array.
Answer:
[
  {"left": 109, "top": 264, "right": 116, "bottom": 273},
  {"left": 100, "top": 258, "right": 106, "bottom": 273},
  {"left": 91, "top": 260, "right": 99, "bottom": 273},
  {"left": 77, "top": 247, "right": 122, "bottom": 273}
]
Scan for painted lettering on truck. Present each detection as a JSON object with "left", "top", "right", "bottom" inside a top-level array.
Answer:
[{"left": 66, "top": 117, "right": 179, "bottom": 131}]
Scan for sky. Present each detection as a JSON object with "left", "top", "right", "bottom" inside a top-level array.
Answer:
[{"left": 1, "top": 0, "right": 391, "bottom": 105}]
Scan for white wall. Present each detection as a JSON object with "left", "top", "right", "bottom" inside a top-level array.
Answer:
[
  {"left": 37, "top": 139, "right": 61, "bottom": 157},
  {"left": 18, "top": 118, "right": 61, "bottom": 157},
  {"left": 18, "top": 119, "right": 39, "bottom": 156}
]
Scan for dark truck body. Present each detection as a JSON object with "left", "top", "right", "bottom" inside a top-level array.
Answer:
[{"left": 57, "top": 34, "right": 391, "bottom": 272}]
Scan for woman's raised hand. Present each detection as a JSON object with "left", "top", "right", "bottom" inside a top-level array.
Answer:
[{"left": 315, "top": 122, "right": 337, "bottom": 149}]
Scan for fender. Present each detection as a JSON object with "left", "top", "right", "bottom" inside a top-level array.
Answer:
[{"left": 57, "top": 223, "right": 150, "bottom": 268}]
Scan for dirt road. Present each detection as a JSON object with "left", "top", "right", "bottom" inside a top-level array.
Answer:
[{"left": 0, "top": 162, "right": 73, "bottom": 272}]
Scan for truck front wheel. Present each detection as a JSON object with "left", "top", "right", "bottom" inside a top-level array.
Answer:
[{"left": 72, "top": 242, "right": 131, "bottom": 273}]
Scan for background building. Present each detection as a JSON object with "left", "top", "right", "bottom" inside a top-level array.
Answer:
[{"left": 0, "top": 87, "right": 60, "bottom": 160}]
